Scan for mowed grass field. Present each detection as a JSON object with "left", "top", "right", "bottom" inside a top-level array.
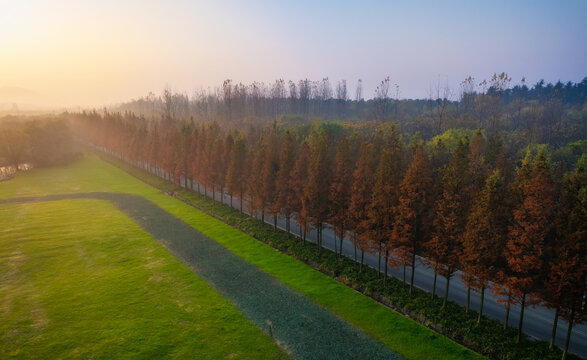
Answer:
[
  {"left": 0, "top": 199, "right": 288, "bottom": 359},
  {"left": 0, "top": 154, "right": 484, "bottom": 359}
]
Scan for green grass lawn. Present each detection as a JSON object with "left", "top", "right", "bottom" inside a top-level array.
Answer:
[
  {"left": 0, "top": 199, "right": 287, "bottom": 359},
  {"left": 0, "top": 154, "right": 484, "bottom": 359}
]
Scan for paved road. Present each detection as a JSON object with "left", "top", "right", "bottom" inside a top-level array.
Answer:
[
  {"left": 2, "top": 193, "right": 403, "bottom": 360},
  {"left": 178, "top": 177, "right": 586, "bottom": 359}
]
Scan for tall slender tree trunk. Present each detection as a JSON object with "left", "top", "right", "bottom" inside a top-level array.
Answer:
[
  {"left": 403, "top": 265, "right": 406, "bottom": 287},
  {"left": 230, "top": 194, "right": 233, "bottom": 208},
  {"left": 409, "top": 252, "right": 416, "bottom": 295},
  {"left": 550, "top": 306, "right": 559, "bottom": 350},
  {"left": 384, "top": 249, "right": 388, "bottom": 285},
  {"left": 432, "top": 271, "right": 438, "bottom": 299},
  {"left": 466, "top": 287, "right": 471, "bottom": 313},
  {"left": 562, "top": 305, "right": 575, "bottom": 360},
  {"left": 317, "top": 223, "right": 322, "bottom": 256},
  {"left": 339, "top": 230, "right": 344, "bottom": 258},
  {"left": 477, "top": 288, "right": 485, "bottom": 325},
  {"left": 504, "top": 301, "right": 511, "bottom": 329},
  {"left": 360, "top": 249, "right": 364, "bottom": 272},
  {"left": 517, "top": 292, "right": 527, "bottom": 343},
  {"left": 442, "top": 276, "right": 451, "bottom": 309},
  {"left": 273, "top": 214, "right": 277, "bottom": 231},
  {"left": 378, "top": 248, "right": 381, "bottom": 278}
]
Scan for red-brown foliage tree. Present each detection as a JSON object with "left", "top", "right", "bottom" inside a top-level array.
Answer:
[
  {"left": 548, "top": 156, "right": 586, "bottom": 358},
  {"left": 249, "top": 137, "right": 267, "bottom": 221},
  {"left": 349, "top": 141, "right": 377, "bottom": 271},
  {"left": 368, "top": 127, "right": 403, "bottom": 282},
  {"left": 427, "top": 139, "right": 470, "bottom": 309},
  {"left": 275, "top": 130, "right": 298, "bottom": 234},
  {"left": 462, "top": 130, "right": 488, "bottom": 311},
  {"left": 507, "top": 147, "right": 555, "bottom": 343},
  {"left": 304, "top": 132, "right": 332, "bottom": 255},
  {"left": 462, "top": 169, "right": 508, "bottom": 323},
  {"left": 393, "top": 146, "right": 431, "bottom": 294},
  {"left": 226, "top": 135, "right": 247, "bottom": 212},
  {"left": 291, "top": 141, "right": 312, "bottom": 241},
  {"left": 329, "top": 136, "right": 353, "bottom": 257}
]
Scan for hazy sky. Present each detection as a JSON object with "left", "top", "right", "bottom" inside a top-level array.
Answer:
[{"left": 1, "top": 0, "right": 586, "bottom": 106}]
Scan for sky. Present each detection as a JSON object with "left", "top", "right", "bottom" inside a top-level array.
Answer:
[{"left": 1, "top": 0, "right": 586, "bottom": 107}]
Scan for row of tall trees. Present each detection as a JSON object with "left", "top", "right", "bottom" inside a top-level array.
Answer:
[{"left": 71, "top": 110, "right": 585, "bottom": 357}]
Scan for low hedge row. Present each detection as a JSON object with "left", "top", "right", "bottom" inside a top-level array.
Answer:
[{"left": 104, "top": 155, "right": 581, "bottom": 360}]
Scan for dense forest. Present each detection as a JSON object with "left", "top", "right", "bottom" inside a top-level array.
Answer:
[
  {"left": 68, "top": 74, "right": 587, "bottom": 358},
  {"left": 116, "top": 74, "right": 587, "bottom": 146}
]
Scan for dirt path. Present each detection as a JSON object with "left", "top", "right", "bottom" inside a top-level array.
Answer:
[{"left": 1, "top": 192, "right": 404, "bottom": 360}]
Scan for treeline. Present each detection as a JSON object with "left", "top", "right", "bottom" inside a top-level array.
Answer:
[
  {"left": 71, "top": 110, "right": 585, "bottom": 358},
  {"left": 117, "top": 74, "right": 587, "bottom": 143},
  {"left": 0, "top": 117, "right": 77, "bottom": 178}
]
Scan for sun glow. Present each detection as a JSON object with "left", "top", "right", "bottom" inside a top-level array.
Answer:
[{"left": 0, "top": 0, "right": 585, "bottom": 108}]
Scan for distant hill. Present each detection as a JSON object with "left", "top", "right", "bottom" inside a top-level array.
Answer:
[
  {"left": 0, "top": 86, "right": 65, "bottom": 113},
  {"left": 0, "top": 86, "right": 41, "bottom": 101}
]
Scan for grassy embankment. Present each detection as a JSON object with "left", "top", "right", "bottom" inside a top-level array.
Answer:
[{"left": 0, "top": 154, "right": 482, "bottom": 359}]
